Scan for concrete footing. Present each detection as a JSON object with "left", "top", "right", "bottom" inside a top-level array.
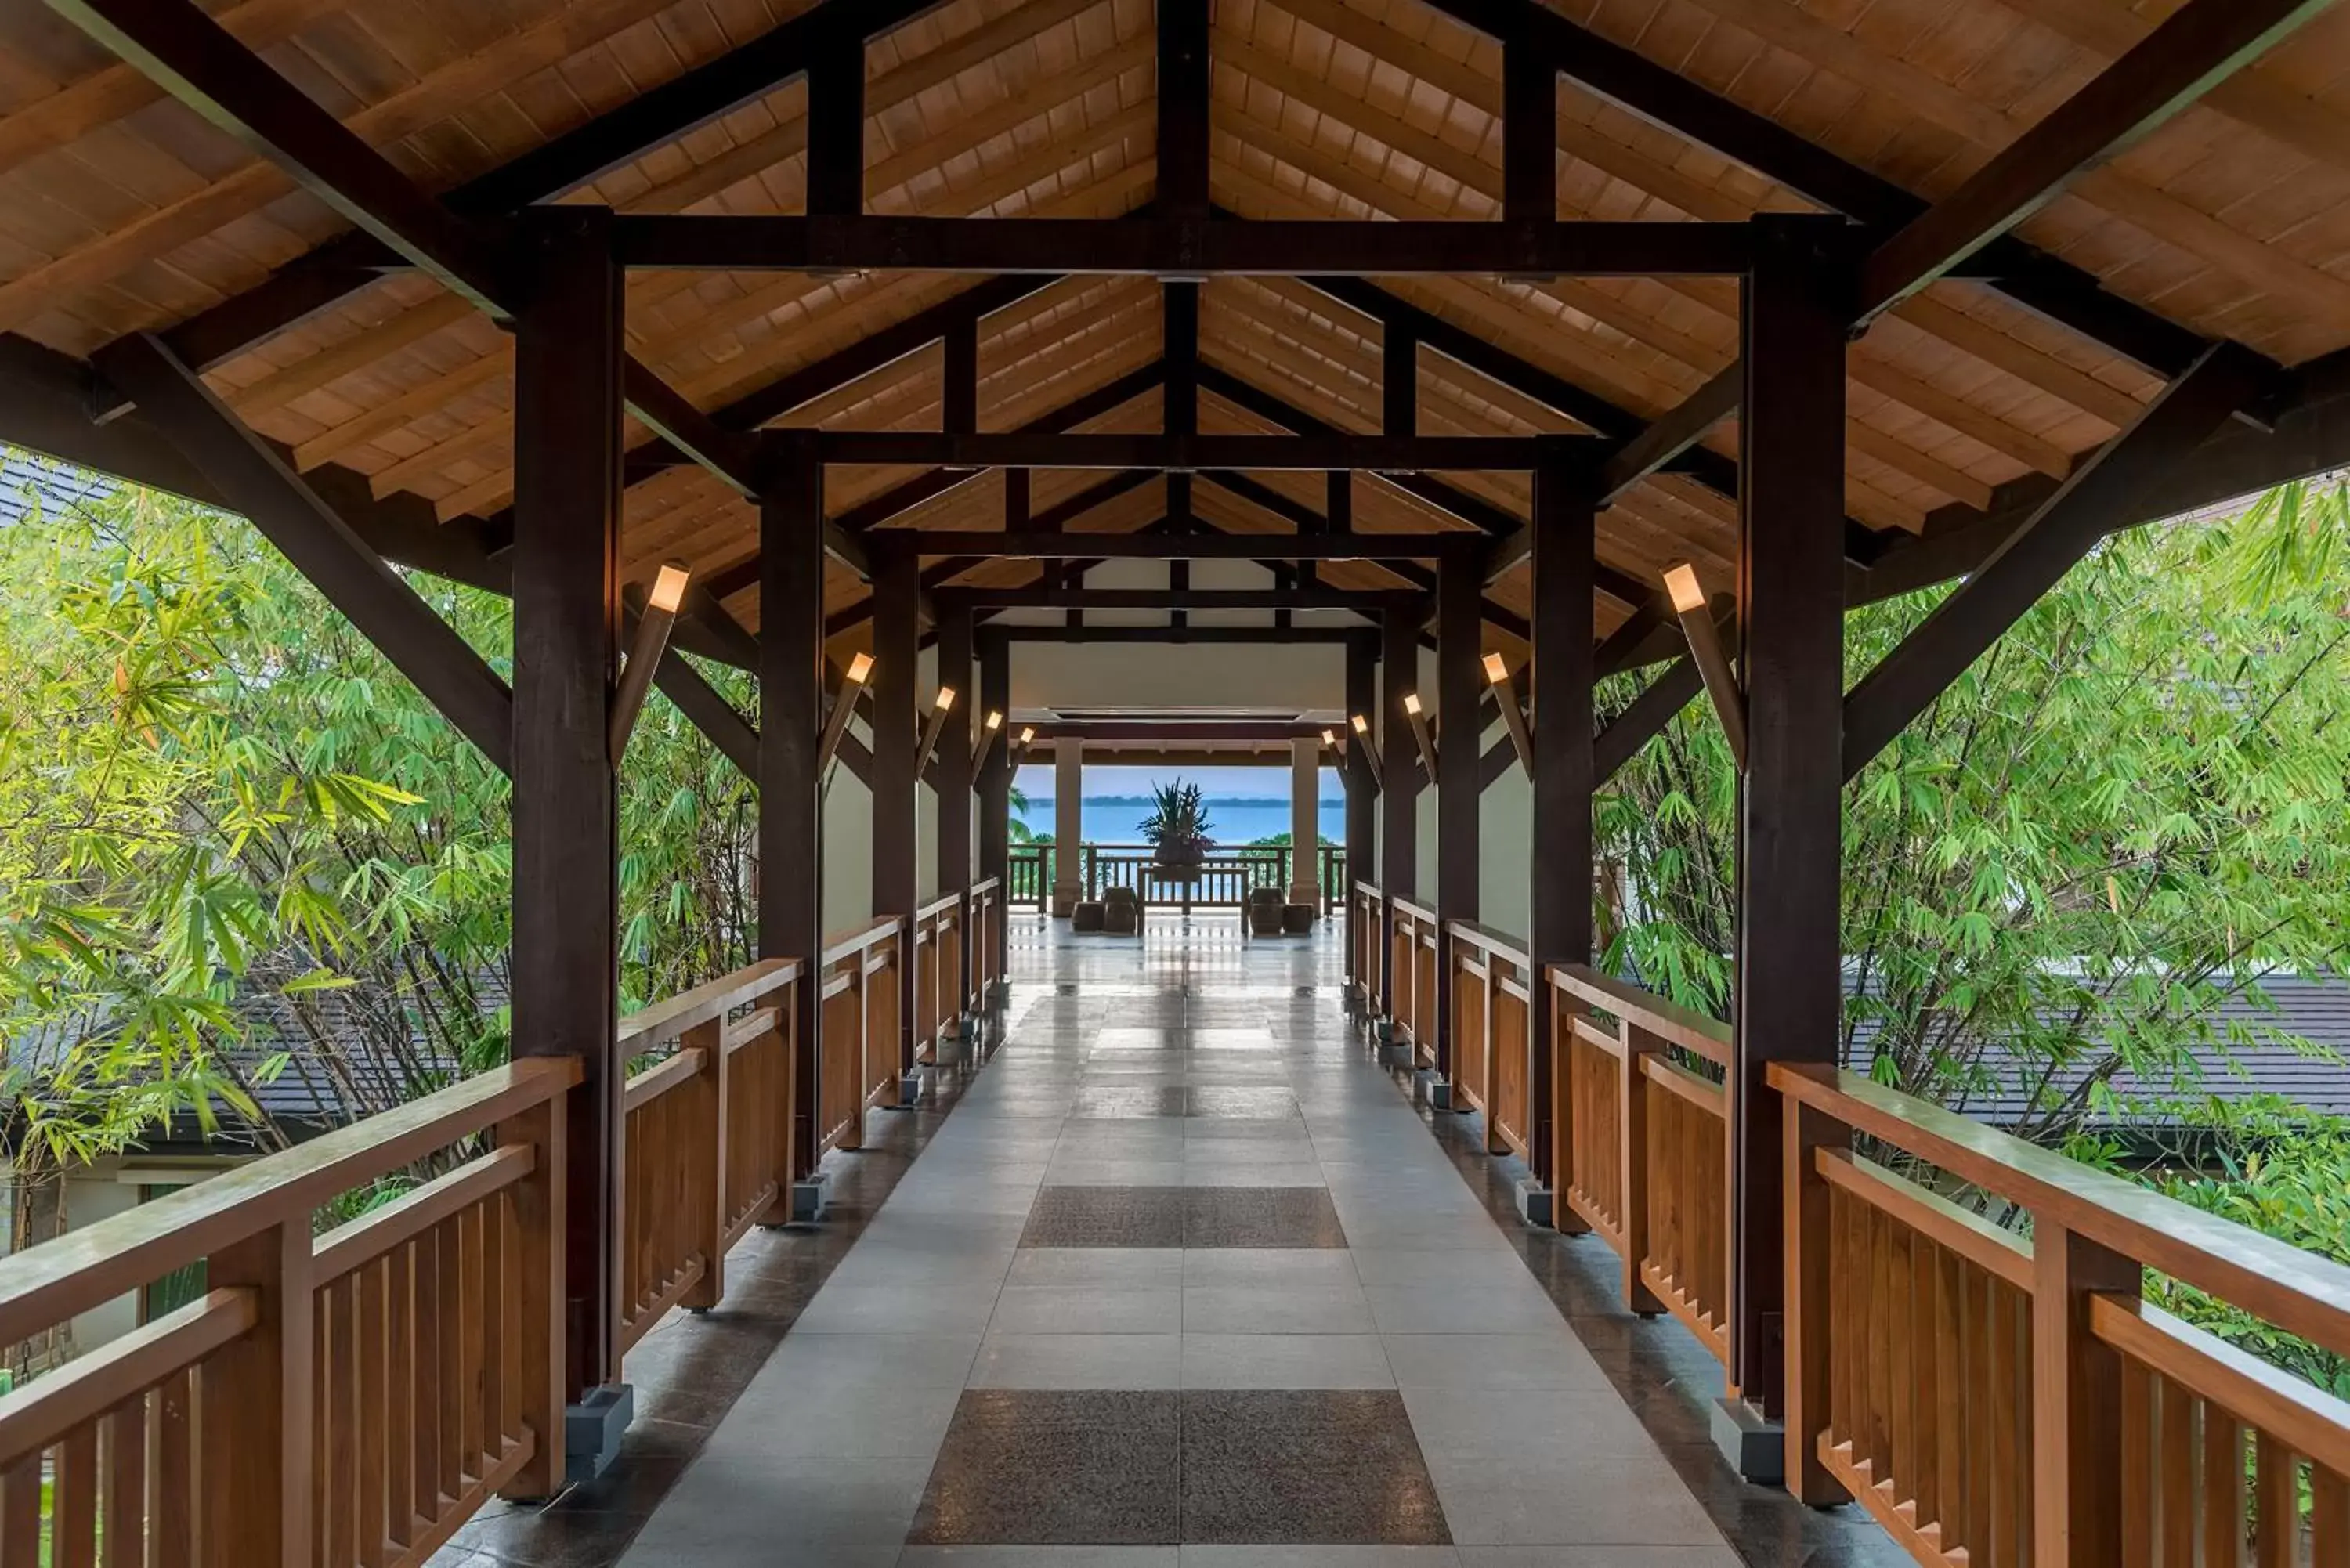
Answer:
[
  {"left": 1711, "top": 1396, "right": 1786, "bottom": 1485},
  {"left": 790, "top": 1170, "right": 831, "bottom": 1223},
  {"left": 1513, "top": 1178, "right": 1555, "bottom": 1229},
  {"left": 565, "top": 1384, "right": 635, "bottom": 1485}
]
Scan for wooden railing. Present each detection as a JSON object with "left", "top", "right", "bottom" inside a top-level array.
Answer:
[
  {"left": 615, "top": 959, "right": 802, "bottom": 1353},
  {"left": 1548, "top": 964, "right": 1733, "bottom": 1360},
  {"left": 970, "top": 876, "right": 1003, "bottom": 1002},
  {"left": 1774, "top": 1062, "right": 2350, "bottom": 1566},
  {"left": 1445, "top": 922, "right": 1536, "bottom": 1160},
  {"left": 1388, "top": 897, "right": 1440, "bottom": 1068},
  {"left": 814, "top": 917, "right": 906, "bottom": 1156},
  {"left": 1351, "top": 880, "right": 1383, "bottom": 1009},
  {"left": 1007, "top": 844, "right": 1051, "bottom": 910},
  {"left": 0, "top": 1057, "right": 578, "bottom": 1563},
  {"left": 911, "top": 894, "right": 963, "bottom": 1064}
]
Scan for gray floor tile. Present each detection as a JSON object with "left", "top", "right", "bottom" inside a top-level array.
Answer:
[
  {"left": 1183, "top": 1282, "right": 1376, "bottom": 1335},
  {"left": 1180, "top": 1333, "right": 1394, "bottom": 1389},
  {"left": 971, "top": 1332, "right": 1184, "bottom": 1389},
  {"left": 993, "top": 1283, "right": 1184, "bottom": 1335}
]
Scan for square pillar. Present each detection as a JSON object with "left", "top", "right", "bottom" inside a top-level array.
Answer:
[
  {"left": 1528, "top": 450, "right": 1596, "bottom": 1200},
  {"left": 1053, "top": 738, "right": 1084, "bottom": 916},
  {"left": 1730, "top": 213, "right": 1851, "bottom": 1425},
  {"left": 1289, "top": 737, "right": 1320, "bottom": 906},
  {"left": 870, "top": 545, "right": 920, "bottom": 1092},
  {"left": 1433, "top": 542, "right": 1483, "bottom": 1087},
  {"left": 978, "top": 630, "right": 1011, "bottom": 981},
  {"left": 509, "top": 206, "right": 626, "bottom": 1464},
  {"left": 1344, "top": 632, "right": 1379, "bottom": 1001},
  {"left": 1379, "top": 606, "right": 1419, "bottom": 902},
  {"left": 759, "top": 433, "right": 826, "bottom": 1182},
  {"left": 935, "top": 602, "right": 974, "bottom": 1006}
]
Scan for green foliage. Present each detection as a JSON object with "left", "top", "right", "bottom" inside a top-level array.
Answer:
[
  {"left": 1137, "top": 779, "right": 1213, "bottom": 848},
  {"left": 2146, "top": 1128, "right": 2350, "bottom": 1398},
  {"left": 0, "top": 457, "right": 755, "bottom": 1180},
  {"left": 1600, "top": 480, "right": 2350, "bottom": 1143}
]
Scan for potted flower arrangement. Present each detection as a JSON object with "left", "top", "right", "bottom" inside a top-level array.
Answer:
[{"left": 1139, "top": 779, "right": 1214, "bottom": 878}]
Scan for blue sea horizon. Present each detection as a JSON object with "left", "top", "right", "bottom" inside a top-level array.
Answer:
[{"left": 1017, "top": 797, "right": 1346, "bottom": 845}]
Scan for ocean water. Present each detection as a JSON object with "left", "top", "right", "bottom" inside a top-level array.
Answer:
[{"left": 1016, "top": 797, "right": 1346, "bottom": 846}]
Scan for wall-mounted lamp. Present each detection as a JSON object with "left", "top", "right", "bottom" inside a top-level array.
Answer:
[
  {"left": 974, "top": 709, "right": 1004, "bottom": 765},
  {"left": 1401, "top": 692, "right": 1439, "bottom": 780},
  {"left": 815, "top": 649, "right": 874, "bottom": 782},
  {"left": 609, "top": 562, "right": 691, "bottom": 764},
  {"left": 914, "top": 685, "right": 958, "bottom": 777},
  {"left": 1664, "top": 563, "right": 1746, "bottom": 768},
  {"left": 1484, "top": 651, "right": 1533, "bottom": 775},
  {"left": 1349, "top": 713, "right": 1384, "bottom": 790}
]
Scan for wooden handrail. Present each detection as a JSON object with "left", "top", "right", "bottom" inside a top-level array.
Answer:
[
  {"left": 823, "top": 915, "right": 904, "bottom": 965},
  {"left": 624, "top": 1045, "right": 709, "bottom": 1113},
  {"left": 1445, "top": 918, "right": 1531, "bottom": 970},
  {"left": 0, "top": 1288, "right": 256, "bottom": 1461},
  {"left": 971, "top": 875, "right": 1002, "bottom": 898},
  {"left": 2090, "top": 1295, "right": 2350, "bottom": 1477},
  {"left": 1815, "top": 1145, "right": 2031, "bottom": 1290},
  {"left": 1772, "top": 1061, "right": 2350, "bottom": 1362},
  {"left": 916, "top": 891, "right": 961, "bottom": 922},
  {"left": 616, "top": 956, "right": 801, "bottom": 1050},
  {"left": 1391, "top": 894, "right": 1437, "bottom": 925},
  {"left": 0, "top": 1057, "right": 579, "bottom": 1349},
  {"left": 1547, "top": 963, "right": 1731, "bottom": 1065},
  {"left": 1356, "top": 879, "right": 1382, "bottom": 901},
  {"left": 313, "top": 1142, "right": 537, "bottom": 1285}
]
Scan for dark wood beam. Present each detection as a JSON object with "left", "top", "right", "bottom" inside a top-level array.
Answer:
[
  {"left": 942, "top": 316, "right": 978, "bottom": 439},
  {"left": 43, "top": 0, "right": 508, "bottom": 313},
  {"left": 1385, "top": 320, "right": 1419, "bottom": 437},
  {"left": 1418, "top": 0, "right": 2211, "bottom": 381},
  {"left": 1594, "top": 364, "right": 1743, "bottom": 505},
  {"left": 1528, "top": 457, "right": 1594, "bottom": 1193},
  {"left": 1026, "top": 721, "right": 1336, "bottom": 742},
  {"left": 998, "top": 625, "right": 1360, "bottom": 644},
  {"left": 879, "top": 530, "right": 1476, "bottom": 559},
  {"left": 610, "top": 215, "right": 1763, "bottom": 275},
  {"left": 1593, "top": 656, "right": 1701, "bottom": 782},
  {"left": 1730, "top": 215, "right": 1851, "bottom": 1426},
  {"left": 1859, "top": 0, "right": 2335, "bottom": 320},
  {"left": 1842, "top": 340, "right": 2273, "bottom": 778},
  {"left": 1502, "top": 31, "right": 1555, "bottom": 224},
  {"left": 1166, "top": 282, "right": 1201, "bottom": 438},
  {"left": 1159, "top": 0, "right": 1212, "bottom": 220},
  {"left": 955, "top": 586, "right": 1411, "bottom": 611},
  {"left": 1327, "top": 470, "right": 1352, "bottom": 533},
  {"left": 507, "top": 209, "right": 626, "bottom": 1407},
  {"left": 805, "top": 15, "right": 866, "bottom": 219},
  {"left": 147, "top": 0, "right": 952, "bottom": 378},
  {"left": 94, "top": 332, "right": 515, "bottom": 772},
  {"left": 814, "top": 430, "right": 1585, "bottom": 471}
]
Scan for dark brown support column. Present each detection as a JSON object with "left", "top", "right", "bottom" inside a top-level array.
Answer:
[
  {"left": 508, "top": 206, "right": 625, "bottom": 1470},
  {"left": 1433, "top": 541, "right": 1482, "bottom": 1093},
  {"left": 1379, "top": 604, "right": 1420, "bottom": 909},
  {"left": 936, "top": 600, "right": 974, "bottom": 1017},
  {"left": 1384, "top": 323, "right": 1418, "bottom": 437},
  {"left": 978, "top": 628, "right": 1012, "bottom": 988},
  {"left": 806, "top": 18, "right": 864, "bottom": 219},
  {"left": 1345, "top": 631, "right": 1379, "bottom": 1010},
  {"left": 1325, "top": 471, "right": 1351, "bottom": 533},
  {"left": 1727, "top": 213, "right": 1851, "bottom": 1457},
  {"left": 1502, "top": 31, "right": 1556, "bottom": 222},
  {"left": 1157, "top": 0, "right": 1210, "bottom": 219},
  {"left": 760, "top": 433, "right": 826, "bottom": 1188},
  {"left": 1527, "top": 450, "right": 1594, "bottom": 1213},
  {"left": 943, "top": 316, "right": 978, "bottom": 439},
  {"left": 871, "top": 543, "right": 921, "bottom": 1093}
]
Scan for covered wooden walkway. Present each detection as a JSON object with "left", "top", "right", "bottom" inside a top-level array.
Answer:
[{"left": 3, "top": 0, "right": 2350, "bottom": 1561}]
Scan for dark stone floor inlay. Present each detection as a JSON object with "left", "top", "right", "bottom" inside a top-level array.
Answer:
[
  {"left": 909, "top": 1389, "right": 1181, "bottom": 1545},
  {"left": 1181, "top": 1389, "right": 1449, "bottom": 1545},
  {"left": 906, "top": 1389, "right": 1448, "bottom": 1546},
  {"left": 1183, "top": 1186, "right": 1347, "bottom": 1248},
  {"left": 1018, "top": 1185, "right": 1185, "bottom": 1247},
  {"left": 1070, "top": 1082, "right": 1191, "bottom": 1118},
  {"left": 1185, "top": 1084, "right": 1299, "bottom": 1118}
]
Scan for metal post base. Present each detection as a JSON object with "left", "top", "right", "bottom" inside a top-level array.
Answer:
[
  {"left": 790, "top": 1170, "right": 831, "bottom": 1223},
  {"left": 1710, "top": 1396, "right": 1786, "bottom": 1485},
  {"left": 564, "top": 1384, "right": 635, "bottom": 1485},
  {"left": 1513, "top": 1178, "right": 1555, "bottom": 1229}
]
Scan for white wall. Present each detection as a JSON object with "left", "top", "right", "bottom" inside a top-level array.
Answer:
[
  {"left": 822, "top": 712, "right": 873, "bottom": 937},
  {"left": 1011, "top": 640, "right": 1345, "bottom": 714},
  {"left": 1480, "top": 710, "right": 1531, "bottom": 943}
]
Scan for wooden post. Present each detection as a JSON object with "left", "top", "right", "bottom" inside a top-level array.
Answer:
[
  {"left": 761, "top": 435, "right": 825, "bottom": 1182},
  {"left": 1379, "top": 605, "right": 1419, "bottom": 905},
  {"left": 2034, "top": 1225, "right": 2142, "bottom": 1566},
  {"left": 1054, "top": 738, "right": 1084, "bottom": 916},
  {"left": 1730, "top": 212, "right": 1851, "bottom": 1422},
  {"left": 1781, "top": 1097, "right": 1849, "bottom": 1505},
  {"left": 1528, "top": 450, "right": 1595, "bottom": 1195},
  {"left": 1344, "top": 632, "right": 1378, "bottom": 1010},
  {"left": 1618, "top": 1023, "right": 1668, "bottom": 1316},
  {"left": 509, "top": 205, "right": 624, "bottom": 1406},
  {"left": 496, "top": 1091, "right": 569, "bottom": 1501},
  {"left": 871, "top": 544, "right": 919, "bottom": 1089},
  {"left": 681, "top": 1017, "right": 727, "bottom": 1310},
  {"left": 936, "top": 602, "right": 974, "bottom": 1017},
  {"left": 201, "top": 1221, "right": 309, "bottom": 1566},
  {"left": 1434, "top": 543, "right": 1482, "bottom": 1089},
  {"left": 978, "top": 629, "right": 1011, "bottom": 987}
]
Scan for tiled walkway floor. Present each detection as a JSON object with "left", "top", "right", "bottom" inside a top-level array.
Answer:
[{"left": 616, "top": 919, "right": 1750, "bottom": 1567}]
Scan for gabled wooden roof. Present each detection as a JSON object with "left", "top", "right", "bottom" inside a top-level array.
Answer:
[{"left": 5, "top": 0, "right": 2350, "bottom": 659}]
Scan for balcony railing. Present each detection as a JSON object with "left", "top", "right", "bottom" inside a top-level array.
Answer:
[
  {"left": 1004, "top": 844, "right": 1347, "bottom": 915},
  {"left": 1342, "top": 896, "right": 2350, "bottom": 1568}
]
